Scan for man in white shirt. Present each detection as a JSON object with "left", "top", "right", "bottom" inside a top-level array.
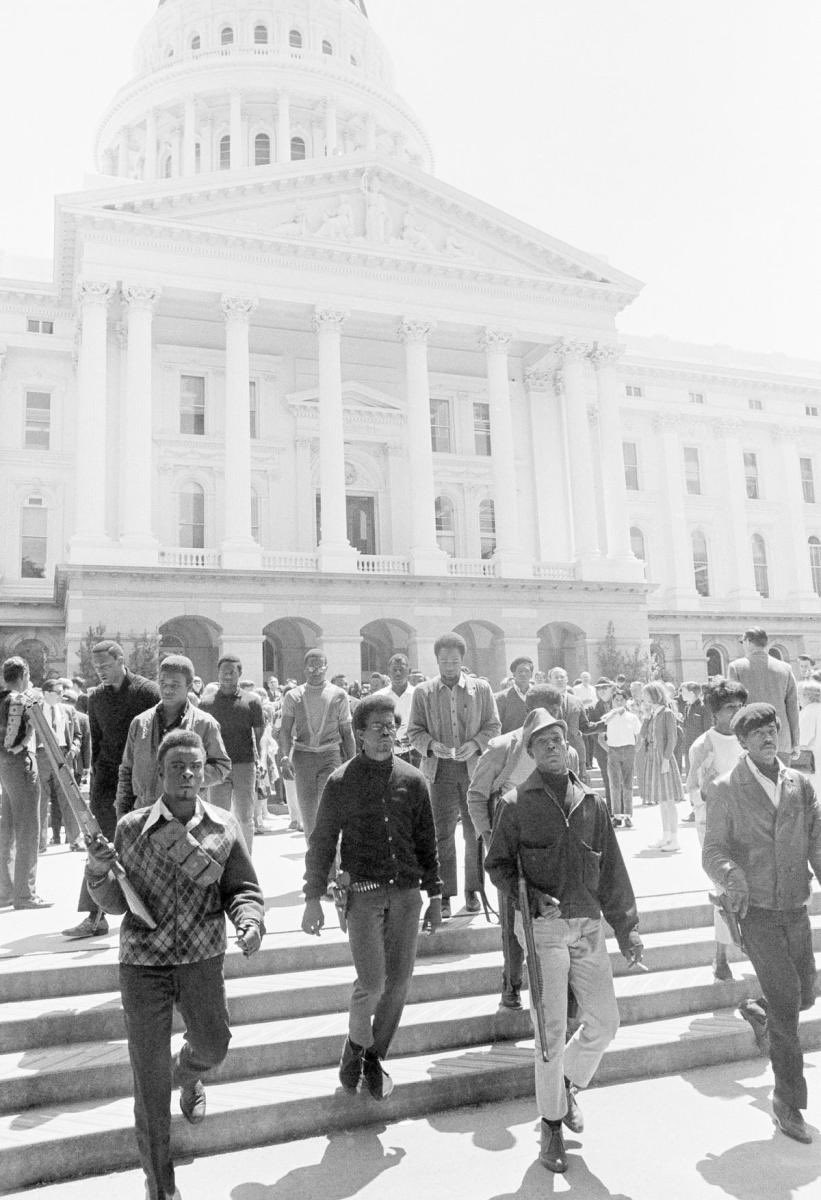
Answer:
[
  {"left": 572, "top": 672, "right": 597, "bottom": 707},
  {"left": 37, "top": 680, "right": 81, "bottom": 850},
  {"left": 601, "top": 701, "right": 642, "bottom": 827},
  {"left": 375, "top": 653, "right": 417, "bottom": 765}
]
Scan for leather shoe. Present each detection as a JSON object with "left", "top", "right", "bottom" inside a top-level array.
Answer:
[
  {"left": 464, "top": 890, "right": 481, "bottom": 913},
  {"left": 362, "top": 1049, "right": 394, "bottom": 1100},
  {"left": 562, "top": 1079, "right": 584, "bottom": 1133},
  {"left": 0, "top": 895, "right": 13, "bottom": 907},
  {"left": 440, "top": 898, "right": 452, "bottom": 920},
  {"left": 179, "top": 1079, "right": 206, "bottom": 1124},
  {"left": 500, "top": 987, "right": 522, "bottom": 1010},
  {"left": 540, "top": 1121, "right": 567, "bottom": 1173},
  {"left": 338, "top": 1037, "right": 364, "bottom": 1092},
  {"left": 15, "top": 896, "right": 54, "bottom": 910},
  {"left": 62, "top": 913, "right": 109, "bottom": 938},
  {"left": 773, "top": 1097, "right": 812, "bottom": 1143}
]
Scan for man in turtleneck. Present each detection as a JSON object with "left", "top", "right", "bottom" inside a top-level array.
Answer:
[
  {"left": 485, "top": 712, "right": 643, "bottom": 1175},
  {"left": 278, "top": 650, "right": 355, "bottom": 840},
  {"left": 301, "top": 692, "right": 442, "bottom": 1101}
]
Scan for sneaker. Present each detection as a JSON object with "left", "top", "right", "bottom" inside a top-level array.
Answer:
[
  {"left": 660, "top": 841, "right": 681, "bottom": 853},
  {"left": 562, "top": 1079, "right": 584, "bottom": 1133},
  {"left": 622, "top": 816, "right": 633, "bottom": 829},
  {"left": 62, "top": 913, "right": 109, "bottom": 939},
  {"left": 362, "top": 1049, "right": 394, "bottom": 1100},
  {"left": 179, "top": 1079, "right": 206, "bottom": 1124},
  {"left": 14, "top": 896, "right": 54, "bottom": 910},
  {"left": 773, "top": 1096, "right": 812, "bottom": 1143},
  {"left": 540, "top": 1120, "right": 567, "bottom": 1173},
  {"left": 338, "top": 1037, "right": 364, "bottom": 1092}
]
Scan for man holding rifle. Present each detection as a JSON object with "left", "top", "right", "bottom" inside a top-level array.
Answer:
[{"left": 485, "top": 712, "right": 643, "bottom": 1175}]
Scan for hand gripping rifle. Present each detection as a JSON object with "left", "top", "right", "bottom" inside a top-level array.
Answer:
[
  {"left": 517, "top": 852, "right": 549, "bottom": 1062},
  {"left": 27, "top": 700, "right": 156, "bottom": 929}
]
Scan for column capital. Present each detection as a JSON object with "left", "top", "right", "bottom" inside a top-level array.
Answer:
[
  {"left": 523, "top": 368, "right": 554, "bottom": 393},
  {"left": 76, "top": 280, "right": 115, "bottom": 309},
  {"left": 221, "top": 295, "right": 258, "bottom": 324},
  {"left": 122, "top": 284, "right": 161, "bottom": 312},
  {"left": 588, "top": 341, "right": 625, "bottom": 370},
  {"left": 312, "top": 308, "right": 348, "bottom": 333},
  {"left": 397, "top": 317, "right": 435, "bottom": 344},
  {"left": 479, "top": 328, "right": 513, "bottom": 354},
  {"left": 553, "top": 337, "right": 595, "bottom": 364}
]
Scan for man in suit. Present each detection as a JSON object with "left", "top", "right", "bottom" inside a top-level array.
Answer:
[
  {"left": 494, "top": 656, "right": 534, "bottom": 735},
  {"left": 546, "top": 668, "right": 604, "bottom": 777},
  {"left": 408, "top": 632, "right": 500, "bottom": 919},
  {"left": 37, "top": 679, "right": 83, "bottom": 850},
  {"left": 704, "top": 702, "right": 821, "bottom": 1144},
  {"left": 728, "top": 628, "right": 799, "bottom": 764}
]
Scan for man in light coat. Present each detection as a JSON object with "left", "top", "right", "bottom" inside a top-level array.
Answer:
[{"left": 728, "top": 628, "right": 799, "bottom": 763}]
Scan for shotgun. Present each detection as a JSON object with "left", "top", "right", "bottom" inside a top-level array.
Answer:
[{"left": 517, "top": 852, "right": 549, "bottom": 1062}]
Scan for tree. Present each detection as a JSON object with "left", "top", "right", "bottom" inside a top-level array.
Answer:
[
  {"left": 76, "top": 623, "right": 108, "bottom": 686},
  {"left": 597, "top": 622, "right": 651, "bottom": 682},
  {"left": 128, "top": 631, "right": 160, "bottom": 680}
]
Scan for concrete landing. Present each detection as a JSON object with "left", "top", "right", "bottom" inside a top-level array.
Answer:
[{"left": 5, "top": 1052, "right": 821, "bottom": 1200}]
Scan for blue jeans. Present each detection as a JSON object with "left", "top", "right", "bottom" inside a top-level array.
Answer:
[
  {"left": 431, "top": 759, "right": 480, "bottom": 899},
  {"left": 120, "top": 955, "right": 231, "bottom": 1200},
  {"left": 740, "top": 906, "right": 816, "bottom": 1110},
  {"left": 0, "top": 750, "right": 41, "bottom": 903},
  {"left": 346, "top": 885, "right": 423, "bottom": 1058}
]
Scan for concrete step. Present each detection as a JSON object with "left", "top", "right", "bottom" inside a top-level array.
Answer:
[{"left": 4, "top": 1005, "right": 821, "bottom": 1192}]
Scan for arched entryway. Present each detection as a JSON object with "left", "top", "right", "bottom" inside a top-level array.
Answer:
[
  {"left": 359, "top": 619, "right": 413, "bottom": 677},
  {"left": 705, "top": 645, "right": 727, "bottom": 678},
  {"left": 8, "top": 637, "right": 52, "bottom": 686},
  {"left": 453, "top": 620, "right": 505, "bottom": 685},
  {"left": 159, "top": 616, "right": 221, "bottom": 683},
  {"left": 263, "top": 617, "right": 321, "bottom": 684},
  {"left": 538, "top": 622, "right": 587, "bottom": 682}
]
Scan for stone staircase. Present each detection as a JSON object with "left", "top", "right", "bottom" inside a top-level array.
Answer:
[{"left": 2, "top": 891, "right": 820, "bottom": 1192}]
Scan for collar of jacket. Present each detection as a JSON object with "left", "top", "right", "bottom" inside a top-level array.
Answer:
[
  {"left": 434, "top": 672, "right": 476, "bottom": 695},
  {"left": 518, "top": 768, "right": 592, "bottom": 817},
  {"left": 735, "top": 755, "right": 795, "bottom": 810}
]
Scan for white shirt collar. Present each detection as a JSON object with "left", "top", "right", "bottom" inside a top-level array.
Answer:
[
  {"left": 744, "top": 752, "right": 786, "bottom": 807},
  {"left": 142, "top": 795, "right": 210, "bottom": 832}
]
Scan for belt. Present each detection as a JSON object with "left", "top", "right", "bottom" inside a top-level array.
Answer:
[{"left": 349, "top": 879, "right": 384, "bottom": 893}]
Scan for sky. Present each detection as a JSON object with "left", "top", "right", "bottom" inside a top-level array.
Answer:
[{"left": 1, "top": 0, "right": 819, "bottom": 360}]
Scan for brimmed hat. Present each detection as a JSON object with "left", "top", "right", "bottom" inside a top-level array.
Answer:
[
  {"left": 594, "top": 676, "right": 615, "bottom": 688},
  {"left": 523, "top": 708, "right": 568, "bottom": 754}
]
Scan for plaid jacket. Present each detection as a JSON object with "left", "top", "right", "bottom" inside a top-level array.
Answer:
[{"left": 88, "top": 797, "right": 264, "bottom": 966}]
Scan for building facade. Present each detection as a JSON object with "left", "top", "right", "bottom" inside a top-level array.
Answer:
[{"left": 1, "top": 0, "right": 819, "bottom": 686}]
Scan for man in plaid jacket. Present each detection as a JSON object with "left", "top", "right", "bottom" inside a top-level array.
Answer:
[{"left": 85, "top": 728, "right": 265, "bottom": 1200}]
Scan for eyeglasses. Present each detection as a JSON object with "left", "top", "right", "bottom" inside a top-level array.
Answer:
[{"left": 365, "top": 722, "right": 398, "bottom": 735}]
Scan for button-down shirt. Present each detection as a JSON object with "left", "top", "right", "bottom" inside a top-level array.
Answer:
[
  {"left": 744, "top": 753, "right": 786, "bottom": 809},
  {"left": 374, "top": 683, "right": 415, "bottom": 742}
]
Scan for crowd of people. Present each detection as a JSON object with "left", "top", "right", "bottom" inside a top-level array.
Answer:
[{"left": 0, "top": 621, "right": 819, "bottom": 1190}]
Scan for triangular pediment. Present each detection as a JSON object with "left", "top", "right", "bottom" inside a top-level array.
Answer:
[
  {"left": 61, "top": 154, "right": 641, "bottom": 294},
  {"left": 286, "top": 382, "right": 402, "bottom": 412}
]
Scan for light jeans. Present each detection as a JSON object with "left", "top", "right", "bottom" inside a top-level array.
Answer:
[
  {"left": 516, "top": 910, "right": 620, "bottom": 1120},
  {"left": 209, "top": 760, "right": 256, "bottom": 855}
]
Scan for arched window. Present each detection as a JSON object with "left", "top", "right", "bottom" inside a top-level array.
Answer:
[
  {"left": 752, "top": 534, "right": 769, "bottom": 598},
  {"left": 434, "top": 496, "right": 455, "bottom": 557},
  {"left": 479, "top": 499, "right": 496, "bottom": 559},
  {"left": 21, "top": 495, "right": 47, "bottom": 579},
  {"left": 255, "top": 133, "right": 271, "bottom": 166},
  {"left": 809, "top": 537, "right": 821, "bottom": 596},
  {"left": 179, "top": 484, "right": 205, "bottom": 549},
  {"left": 220, "top": 26, "right": 234, "bottom": 46},
  {"left": 705, "top": 646, "right": 725, "bottom": 678},
  {"left": 289, "top": 29, "right": 302, "bottom": 49},
  {"left": 162, "top": 153, "right": 173, "bottom": 179},
  {"left": 692, "top": 530, "right": 710, "bottom": 597},
  {"left": 254, "top": 24, "right": 269, "bottom": 45},
  {"left": 190, "top": 34, "right": 201, "bottom": 51},
  {"left": 290, "top": 136, "right": 306, "bottom": 161},
  {"left": 322, "top": 39, "right": 334, "bottom": 55},
  {"left": 629, "top": 526, "right": 646, "bottom": 561},
  {"left": 219, "top": 135, "right": 231, "bottom": 170}
]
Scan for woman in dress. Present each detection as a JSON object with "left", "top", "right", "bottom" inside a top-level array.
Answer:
[
  {"left": 797, "top": 677, "right": 821, "bottom": 799},
  {"left": 640, "top": 681, "right": 685, "bottom": 851}
]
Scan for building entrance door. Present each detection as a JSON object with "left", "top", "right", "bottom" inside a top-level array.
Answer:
[{"left": 315, "top": 494, "right": 376, "bottom": 554}]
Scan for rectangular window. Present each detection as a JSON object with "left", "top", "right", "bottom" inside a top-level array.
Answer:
[
  {"left": 748, "top": 397, "right": 763, "bottom": 411},
  {"left": 249, "top": 380, "right": 259, "bottom": 439},
  {"left": 26, "top": 319, "right": 38, "bottom": 333},
  {"left": 806, "top": 405, "right": 819, "bottom": 417},
  {"left": 21, "top": 503, "right": 47, "bottom": 578},
  {"left": 744, "top": 451, "right": 760, "bottom": 499},
  {"left": 625, "top": 384, "right": 643, "bottom": 398},
  {"left": 472, "top": 402, "right": 491, "bottom": 456},
  {"left": 801, "top": 457, "right": 815, "bottom": 504},
  {"left": 26, "top": 319, "right": 53, "bottom": 334},
  {"left": 622, "top": 441, "right": 639, "bottom": 490},
  {"left": 689, "top": 391, "right": 705, "bottom": 405},
  {"left": 179, "top": 489, "right": 205, "bottom": 548},
  {"left": 684, "top": 446, "right": 701, "bottom": 495},
  {"left": 24, "top": 390, "right": 51, "bottom": 449},
  {"left": 430, "top": 397, "right": 453, "bottom": 453},
  {"left": 180, "top": 375, "right": 205, "bottom": 435}
]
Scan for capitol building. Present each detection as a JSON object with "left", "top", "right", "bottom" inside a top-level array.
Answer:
[{"left": 2, "top": 0, "right": 821, "bottom": 687}]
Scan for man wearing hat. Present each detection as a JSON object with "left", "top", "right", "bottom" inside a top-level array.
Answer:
[
  {"left": 728, "top": 629, "right": 799, "bottom": 764},
  {"left": 703, "top": 702, "right": 821, "bottom": 1144},
  {"left": 584, "top": 678, "right": 617, "bottom": 813},
  {"left": 485, "top": 712, "right": 643, "bottom": 1174}
]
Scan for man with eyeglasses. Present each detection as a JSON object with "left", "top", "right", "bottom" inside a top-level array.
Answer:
[{"left": 302, "top": 692, "right": 441, "bottom": 1101}]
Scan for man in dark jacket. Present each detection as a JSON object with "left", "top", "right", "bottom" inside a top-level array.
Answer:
[
  {"left": 485, "top": 712, "right": 643, "bottom": 1174},
  {"left": 302, "top": 692, "right": 442, "bottom": 1101},
  {"left": 494, "top": 656, "right": 534, "bottom": 735},
  {"left": 704, "top": 702, "right": 821, "bottom": 1144}
]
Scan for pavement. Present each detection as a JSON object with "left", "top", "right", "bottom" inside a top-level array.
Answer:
[{"left": 4, "top": 800, "right": 821, "bottom": 1198}]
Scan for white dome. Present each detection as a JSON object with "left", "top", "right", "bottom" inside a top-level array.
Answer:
[{"left": 94, "top": 0, "right": 431, "bottom": 182}]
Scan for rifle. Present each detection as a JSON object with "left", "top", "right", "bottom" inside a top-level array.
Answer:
[
  {"left": 517, "top": 852, "right": 549, "bottom": 1062},
  {"left": 27, "top": 701, "right": 156, "bottom": 929},
  {"left": 709, "top": 891, "right": 745, "bottom": 951}
]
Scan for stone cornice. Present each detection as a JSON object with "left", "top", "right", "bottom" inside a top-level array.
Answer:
[
  {"left": 621, "top": 356, "right": 821, "bottom": 396},
  {"left": 631, "top": 405, "right": 821, "bottom": 440}
]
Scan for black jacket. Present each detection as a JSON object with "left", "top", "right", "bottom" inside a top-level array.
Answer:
[
  {"left": 485, "top": 768, "right": 639, "bottom": 952},
  {"left": 303, "top": 752, "right": 442, "bottom": 900}
]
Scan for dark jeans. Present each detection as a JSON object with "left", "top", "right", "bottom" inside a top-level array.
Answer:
[
  {"left": 431, "top": 758, "right": 480, "bottom": 899},
  {"left": 346, "top": 885, "right": 423, "bottom": 1058},
  {"left": 500, "top": 888, "right": 524, "bottom": 992},
  {"left": 120, "top": 955, "right": 231, "bottom": 1200},
  {"left": 36, "top": 750, "right": 79, "bottom": 848},
  {"left": 740, "top": 906, "right": 816, "bottom": 1110},
  {"left": 0, "top": 750, "right": 41, "bottom": 903}
]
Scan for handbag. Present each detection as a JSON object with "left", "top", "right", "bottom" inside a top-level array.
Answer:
[{"left": 792, "top": 749, "right": 815, "bottom": 774}]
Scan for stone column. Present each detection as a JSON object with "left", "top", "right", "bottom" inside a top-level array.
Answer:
[
  {"left": 325, "top": 99, "right": 338, "bottom": 155},
  {"left": 69, "top": 281, "right": 114, "bottom": 561},
  {"left": 718, "top": 419, "right": 759, "bottom": 606},
  {"left": 230, "top": 93, "right": 244, "bottom": 169},
  {"left": 313, "top": 309, "right": 357, "bottom": 571},
  {"left": 775, "top": 430, "right": 818, "bottom": 608},
  {"left": 654, "top": 415, "right": 699, "bottom": 605},
  {"left": 365, "top": 113, "right": 377, "bottom": 151},
  {"left": 277, "top": 93, "right": 291, "bottom": 162},
  {"left": 525, "top": 368, "right": 570, "bottom": 564},
  {"left": 220, "top": 296, "right": 261, "bottom": 569},
  {"left": 120, "top": 286, "right": 161, "bottom": 563},
  {"left": 200, "top": 115, "right": 213, "bottom": 173},
  {"left": 182, "top": 97, "right": 197, "bottom": 175},
  {"left": 116, "top": 132, "right": 129, "bottom": 178},
  {"left": 553, "top": 340, "right": 601, "bottom": 572},
  {"left": 397, "top": 319, "right": 447, "bottom": 575},
  {"left": 144, "top": 110, "right": 157, "bottom": 180},
  {"left": 480, "top": 330, "right": 531, "bottom": 577}
]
